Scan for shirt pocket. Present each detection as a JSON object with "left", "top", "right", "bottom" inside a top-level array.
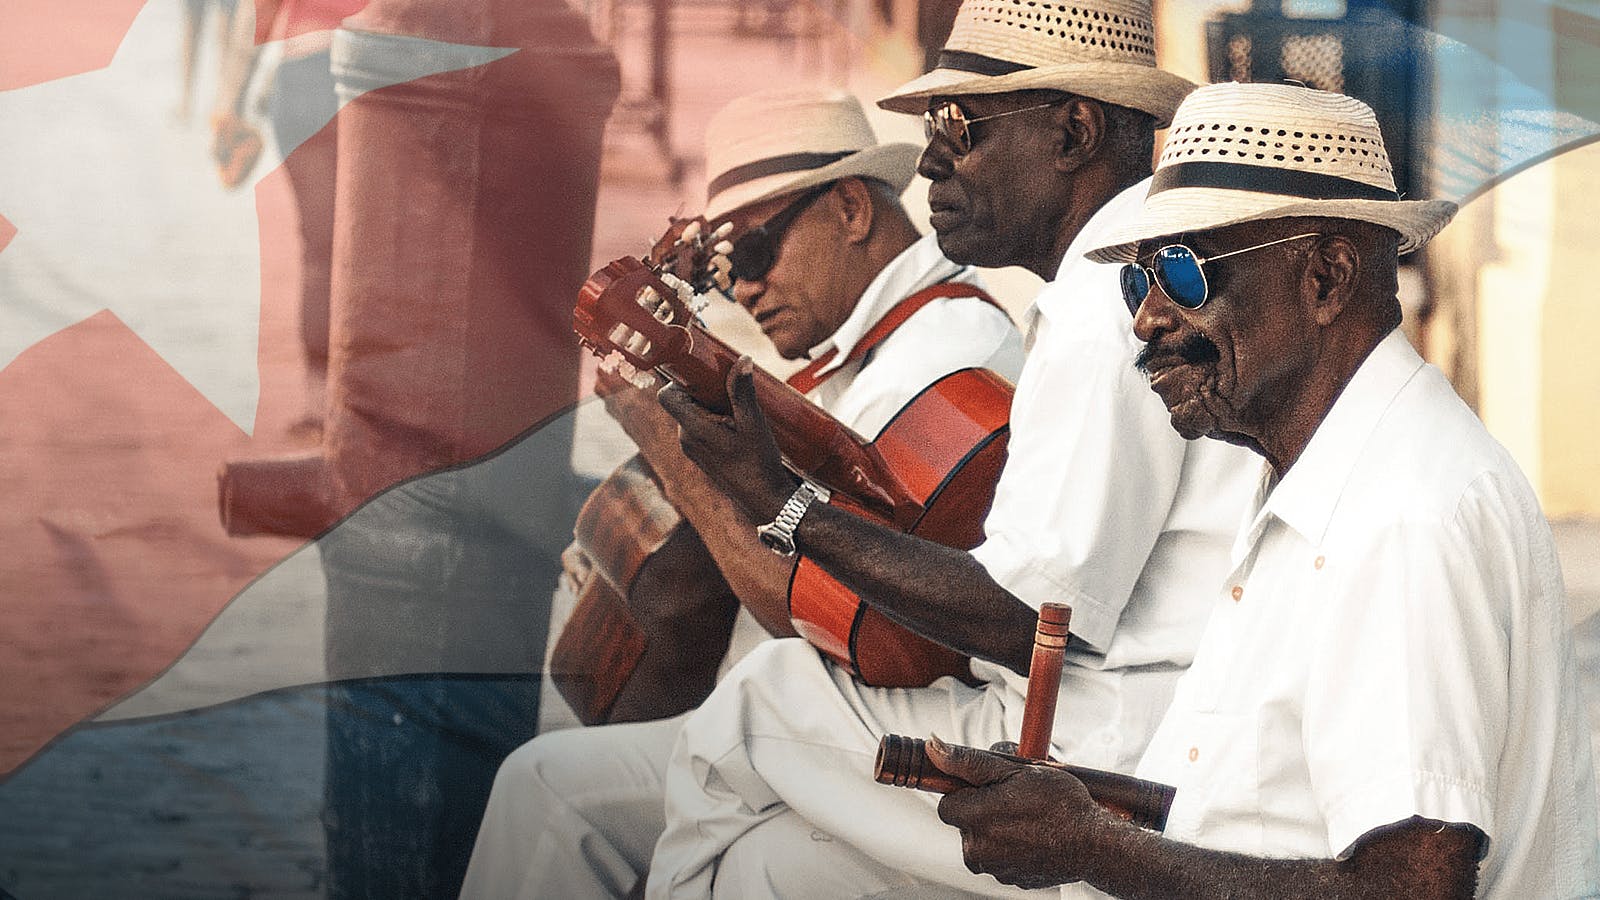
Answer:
[{"left": 1161, "top": 709, "right": 1263, "bottom": 855}]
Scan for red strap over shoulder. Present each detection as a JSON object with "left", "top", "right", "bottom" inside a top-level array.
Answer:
[{"left": 785, "top": 281, "right": 1004, "bottom": 394}]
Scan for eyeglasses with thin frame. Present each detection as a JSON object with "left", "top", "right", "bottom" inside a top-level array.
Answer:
[
  {"left": 1120, "top": 232, "right": 1322, "bottom": 317},
  {"left": 923, "top": 99, "right": 1063, "bottom": 156},
  {"left": 724, "top": 184, "right": 833, "bottom": 283}
]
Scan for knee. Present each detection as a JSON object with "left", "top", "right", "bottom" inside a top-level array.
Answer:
[
  {"left": 492, "top": 729, "right": 587, "bottom": 802},
  {"left": 487, "top": 738, "right": 548, "bottom": 806}
]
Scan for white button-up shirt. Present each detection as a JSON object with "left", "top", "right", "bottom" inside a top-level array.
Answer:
[
  {"left": 968, "top": 180, "right": 1261, "bottom": 772},
  {"left": 800, "top": 231, "right": 1023, "bottom": 439},
  {"left": 1137, "top": 330, "right": 1600, "bottom": 896}
]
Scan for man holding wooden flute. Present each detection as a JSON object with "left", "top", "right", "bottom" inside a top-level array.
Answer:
[{"left": 928, "top": 82, "right": 1600, "bottom": 900}]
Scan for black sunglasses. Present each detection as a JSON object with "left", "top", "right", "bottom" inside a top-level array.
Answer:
[
  {"left": 725, "top": 184, "right": 833, "bottom": 283},
  {"left": 923, "top": 99, "right": 1063, "bottom": 156},
  {"left": 1120, "top": 232, "right": 1321, "bottom": 317}
]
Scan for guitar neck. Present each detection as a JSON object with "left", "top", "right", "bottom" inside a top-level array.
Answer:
[{"left": 657, "top": 322, "right": 920, "bottom": 525}]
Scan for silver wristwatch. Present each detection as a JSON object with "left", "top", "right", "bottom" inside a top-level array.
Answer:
[{"left": 756, "top": 481, "right": 831, "bottom": 557}]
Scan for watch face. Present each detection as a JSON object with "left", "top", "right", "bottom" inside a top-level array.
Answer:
[{"left": 757, "top": 524, "right": 796, "bottom": 557}]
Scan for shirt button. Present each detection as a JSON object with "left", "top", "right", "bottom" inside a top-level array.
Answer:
[
  {"left": 1230, "top": 585, "right": 1244, "bottom": 602},
  {"left": 1314, "top": 555, "right": 1326, "bottom": 570},
  {"left": 1188, "top": 746, "right": 1199, "bottom": 762}
]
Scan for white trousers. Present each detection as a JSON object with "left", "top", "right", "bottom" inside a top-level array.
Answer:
[
  {"left": 460, "top": 715, "right": 682, "bottom": 900},
  {"left": 645, "top": 638, "right": 1065, "bottom": 900},
  {"left": 459, "top": 703, "right": 979, "bottom": 900}
]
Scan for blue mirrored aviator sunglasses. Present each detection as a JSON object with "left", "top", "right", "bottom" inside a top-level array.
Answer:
[
  {"left": 725, "top": 184, "right": 833, "bottom": 282},
  {"left": 1120, "top": 232, "right": 1321, "bottom": 317}
]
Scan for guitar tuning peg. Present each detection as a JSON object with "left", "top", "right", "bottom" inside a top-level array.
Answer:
[
  {"left": 679, "top": 220, "right": 702, "bottom": 244},
  {"left": 713, "top": 240, "right": 734, "bottom": 256},
  {"left": 710, "top": 255, "right": 733, "bottom": 291},
  {"left": 659, "top": 271, "right": 695, "bottom": 303},
  {"left": 711, "top": 221, "right": 733, "bottom": 240}
]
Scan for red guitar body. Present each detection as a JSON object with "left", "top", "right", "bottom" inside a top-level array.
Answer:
[{"left": 789, "top": 368, "right": 1011, "bottom": 687}]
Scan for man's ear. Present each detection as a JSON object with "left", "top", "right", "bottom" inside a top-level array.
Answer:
[
  {"left": 1302, "top": 235, "right": 1359, "bottom": 326},
  {"left": 1052, "top": 97, "right": 1106, "bottom": 174},
  {"left": 833, "top": 177, "right": 875, "bottom": 244}
]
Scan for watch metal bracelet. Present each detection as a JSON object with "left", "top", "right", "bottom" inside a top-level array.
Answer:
[{"left": 755, "top": 480, "right": 830, "bottom": 557}]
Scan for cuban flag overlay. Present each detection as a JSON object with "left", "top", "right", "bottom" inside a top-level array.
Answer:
[
  {"left": 0, "top": 0, "right": 1596, "bottom": 897},
  {"left": 0, "top": 0, "right": 618, "bottom": 895}
]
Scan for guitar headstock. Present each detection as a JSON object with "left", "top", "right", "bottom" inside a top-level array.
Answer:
[
  {"left": 574, "top": 257, "right": 699, "bottom": 381},
  {"left": 646, "top": 215, "right": 735, "bottom": 295}
]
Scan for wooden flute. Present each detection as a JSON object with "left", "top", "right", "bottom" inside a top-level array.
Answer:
[{"left": 873, "top": 602, "right": 1176, "bottom": 832}]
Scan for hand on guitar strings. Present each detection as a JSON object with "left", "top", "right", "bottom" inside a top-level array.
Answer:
[
  {"left": 658, "top": 356, "right": 799, "bottom": 525},
  {"left": 926, "top": 734, "right": 1118, "bottom": 891}
]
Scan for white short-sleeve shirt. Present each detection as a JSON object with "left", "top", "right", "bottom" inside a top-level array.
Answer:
[
  {"left": 968, "top": 180, "right": 1261, "bottom": 772},
  {"left": 1136, "top": 330, "right": 1600, "bottom": 897}
]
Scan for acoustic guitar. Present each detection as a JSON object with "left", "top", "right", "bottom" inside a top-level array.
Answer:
[
  {"left": 574, "top": 255, "right": 1014, "bottom": 687},
  {"left": 549, "top": 218, "right": 744, "bottom": 726}
]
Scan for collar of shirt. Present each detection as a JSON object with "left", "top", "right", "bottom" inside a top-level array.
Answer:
[
  {"left": 1232, "top": 329, "right": 1426, "bottom": 561},
  {"left": 1021, "top": 177, "right": 1152, "bottom": 338},
  {"left": 799, "top": 232, "right": 976, "bottom": 380}
]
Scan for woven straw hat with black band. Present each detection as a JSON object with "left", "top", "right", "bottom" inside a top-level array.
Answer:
[
  {"left": 703, "top": 90, "right": 920, "bottom": 222},
  {"left": 877, "top": 0, "right": 1194, "bottom": 126},
  {"left": 1086, "top": 82, "right": 1459, "bottom": 262}
]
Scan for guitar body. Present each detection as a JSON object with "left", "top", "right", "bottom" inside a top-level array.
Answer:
[
  {"left": 788, "top": 367, "right": 1013, "bottom": 687},
  {"left": 549, "top": 455, "right": 739, "bottom": 725}
]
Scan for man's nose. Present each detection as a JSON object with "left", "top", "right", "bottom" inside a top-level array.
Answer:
[
  {"left": 917, "top": 138, "right": 954, "bottom": 181},
  {"left": 1131, "top": 279, "right": 1179, "bottom": 344}
]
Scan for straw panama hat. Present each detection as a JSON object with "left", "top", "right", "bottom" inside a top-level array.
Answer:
[
  {"left": 876, "top": 0, "right": 1194, "bottom": 126},
  {"left": 1086, "top": 82, "right": 1459, "bottom": 263},
  {"left": 702, "top": 90, "right": 920, "bottom": 222}
]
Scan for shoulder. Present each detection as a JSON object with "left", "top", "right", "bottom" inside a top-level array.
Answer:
[{"left": 1329, "top": 367, "right": 1552, "bottom": 589}]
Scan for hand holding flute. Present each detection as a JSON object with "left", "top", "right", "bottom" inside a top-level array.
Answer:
[
  {"left": 872, "top": 602, "right": 1174, "bottom": 831},
  {"left": 871, "top": 602, "right": 1177, "bottom": 890}
]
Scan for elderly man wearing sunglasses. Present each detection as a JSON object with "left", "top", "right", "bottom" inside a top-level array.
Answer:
[
  {"left": 460, "top": 88, "right": 1025, "bottom": 900},
  {"left": 644, "top": 1, "right": 1269, "bottom": 898},
  {"left": 927, "top": 82, "right": 1598, "bottom": 900}
]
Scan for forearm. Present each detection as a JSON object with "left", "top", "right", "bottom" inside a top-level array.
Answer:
[
  {"left": 790, "top": 501, "right": 1036, "bottom": 674},
  {"left": 657, "top": 462, "right": 798, "bottom": 638},
  {"left": 606, "top": 381, "right": 799, "bottom": 636},
  {"left": 1082, "top": 817, "right": 1479, "bottom": 900}
]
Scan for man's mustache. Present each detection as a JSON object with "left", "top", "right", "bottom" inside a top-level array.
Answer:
[{"left": 1135, "top": 334, "right": 1221, "bottom": 376}]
